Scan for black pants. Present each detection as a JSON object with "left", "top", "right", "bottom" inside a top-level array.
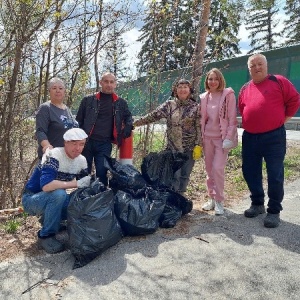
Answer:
[{"left": 242, "top": 126, "right": 286, "bottom": 214}]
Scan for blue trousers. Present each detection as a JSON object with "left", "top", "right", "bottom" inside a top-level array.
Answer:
[
  {"left": 242, "top": 125, "right": 286, "bottom": 214},
  {"left": 22, "top": 189, "right": 70, "bottom": 237},
  {"left": 82, "top": 139, "right": 112, "bottom": 186}
]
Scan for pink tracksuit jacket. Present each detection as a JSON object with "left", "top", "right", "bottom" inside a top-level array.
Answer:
[{"left": 199, "top": 87, "right": 238, "bottom": 202}]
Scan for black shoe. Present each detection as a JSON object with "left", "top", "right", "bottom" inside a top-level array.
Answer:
[
  {"left": 38, "top": 236, "right": 65, "bottom": 254},
  {"left": 58, "top": 220, "right": 67, "bottom": 232},
  {"left": 58, "top": 224, "right": 67, "bottom": 232},
  {"left": 244, "top": 205, "right": 266, "bottom": 218},
  {"left": 264, "top": 213, "right": 280, "bottom": 228}
]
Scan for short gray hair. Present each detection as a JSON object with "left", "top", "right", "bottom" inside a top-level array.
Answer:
[
  {"left": 48, "top": 77, "right": 65, "bottom": 90},
  {"left": 100, "top": 72, "right": 116, "bottom": 82},
  {"left": 247, "top": 53, "right": 267, "bottom": 68}
]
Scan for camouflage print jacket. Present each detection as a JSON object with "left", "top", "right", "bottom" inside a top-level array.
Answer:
[{"left": 135, "top": 97, "right": 202, "bottom": 152}]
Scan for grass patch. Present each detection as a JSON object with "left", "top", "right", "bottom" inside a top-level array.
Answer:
[
  {"left": 133, "top": 131, "right": 165, "bottom": 153},
  {"left": 3, "top": 219, "right": 21, "bottom": 234},
  {"left": 284, "top": 147, "right": 300, "bottom": 180},
  {"left": 228, "top": 143, "right": 242, "bottom": 158}
]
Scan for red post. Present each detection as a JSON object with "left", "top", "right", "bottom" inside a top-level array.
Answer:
[{"left": 119, "top": 134, "right": 133, "bottom": 165}]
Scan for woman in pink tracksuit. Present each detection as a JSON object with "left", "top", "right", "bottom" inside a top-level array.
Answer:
[{"left": 199, "top": 68, "right": 238, "bottom": 215}]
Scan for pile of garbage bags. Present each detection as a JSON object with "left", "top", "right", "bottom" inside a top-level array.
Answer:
[{"left": 67, "top": 150, "right": 193, "bottom": 269}]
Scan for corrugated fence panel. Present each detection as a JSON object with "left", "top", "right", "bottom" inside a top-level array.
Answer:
[{"left": 118, "top": 44, "right": 300, "bottom": 117}]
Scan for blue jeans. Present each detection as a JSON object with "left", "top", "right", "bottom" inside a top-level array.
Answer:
[
  {"left": 82, "top": 139, "right": 112, "bottom": 186},
  {"left": 242, "top": 125, "right": 286, "bottom": 214},
  {"left": 172, "top": 150, "right": 195, "bottom": 193},
  {"left": 22, "top": 189, "right": 70, "bottom": 237}
]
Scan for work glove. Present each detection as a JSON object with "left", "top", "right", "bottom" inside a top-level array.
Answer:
[
  {"left": 77, "top": 175, "right": 91, "bottom": 188},
  {"left": 41, "top": 148, "right": 52, "bottom": 164},
  {"left": 193, "top": 145, "right": 202, "bottom": 160},
  {"left": 222, "top": 139, "right": 234, "bottom": 149}
]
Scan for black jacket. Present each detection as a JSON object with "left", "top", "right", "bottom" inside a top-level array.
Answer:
[{"left": 76, "top": 92, "right": 133, "bottom": 147}]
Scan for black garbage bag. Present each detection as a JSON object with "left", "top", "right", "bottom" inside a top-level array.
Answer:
[
  {"left": 141, "top": 150, "right": 189, "bottom": 188},
  {"left": 68, "top": 179, "right": 123, "bottom": 269},
  {"left": 165, "top": 189, "right": 193, "bottom": 215},
  {"left": 158, "top": 189, "right": 193, "bottom": 228},
  {"left": 159, "top": 203, "right": 182, "bottom": 228},
  {"left": 104, "top": 155, "right": 147, "bottom": 195},
  {"left": 114, "top": 188, "right": 167, "bottom": 236}
]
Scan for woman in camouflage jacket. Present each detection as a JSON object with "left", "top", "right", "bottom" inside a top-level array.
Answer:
[{"left": 134, "top": 79, "right": 202, "bottom": 194}]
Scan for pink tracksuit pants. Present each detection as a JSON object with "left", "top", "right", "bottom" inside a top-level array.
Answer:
[{"left": 203, "top": 136, "right": 229, "bottom": 202}]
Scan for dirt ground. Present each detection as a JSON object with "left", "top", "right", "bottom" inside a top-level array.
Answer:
[{"left": 1, "top": 141, "right": 299, "bottom": 263}]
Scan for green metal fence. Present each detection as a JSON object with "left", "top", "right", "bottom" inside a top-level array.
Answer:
[{"left": 117, "top": 44, "right": 300, "bottom": 117}]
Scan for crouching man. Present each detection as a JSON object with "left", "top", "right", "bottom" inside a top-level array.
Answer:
[{"left": 22, "top": 128, "right": 91, "bottom": 254}]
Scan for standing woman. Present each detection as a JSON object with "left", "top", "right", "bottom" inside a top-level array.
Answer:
[
  {"left": 35, "top": 77, "right": 78, "bottom": 159},
  {"left": 134, "top": 79, "right": 202, "bottom": 194},
  {"left": 199, "top": 68, "right": 238, "bottom": 215}
]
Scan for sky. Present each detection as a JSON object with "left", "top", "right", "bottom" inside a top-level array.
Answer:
[{"left": 122, "top": 9, "right": 287, "bottom": 78}]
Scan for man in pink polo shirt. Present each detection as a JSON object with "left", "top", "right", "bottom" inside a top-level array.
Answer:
[{"left": 238, "top": 53, "right": 300, "bottom": 228}]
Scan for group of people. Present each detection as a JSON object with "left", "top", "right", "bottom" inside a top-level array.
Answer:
[
  {"left": 23, "top": 73, "right": 133, "bottom": 254},
  {"left": 22, "top": 53, "right": 300, "bottom": 254}
]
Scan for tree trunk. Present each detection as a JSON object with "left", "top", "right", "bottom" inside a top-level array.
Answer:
[{"left": 192, "top": 0, "right": 211, "bottom": 99}]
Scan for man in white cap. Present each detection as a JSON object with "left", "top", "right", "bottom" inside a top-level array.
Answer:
[{"left": 22, "top": 128, "right": 91, "bottom": 254}]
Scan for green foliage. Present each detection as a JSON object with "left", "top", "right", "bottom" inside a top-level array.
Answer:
[
  {"left": 206, "top": 0, "right": 242, "bottom": 60},
  {"left": 283, "top": 0, "right": 300, "bottom": 45},
  {"left": 138, "top": 0, "right": 243, "bottom": 74},
  {"left": 4, "top": 219, "right": 21, "bottom": 234},
  {"left": 284, "top": 148, "right": 300, "bottom": 180},
  {"left": 232, "top": 174, "right": 247, "bottom": 191},
  {"left": 134, "top": 131, "right": 165, "bottom": 153},
  {"left": 228, "top": 143, "right": 242, "bottom": 158},
  {"left": 245, "top": 0, "right": 282, "bottom": 53},
  {"left": 137, "top": 0, "right": 182, "bottom": 74},
  {"left": 133, "top": 127, "right": 166, "bottom": 168}
]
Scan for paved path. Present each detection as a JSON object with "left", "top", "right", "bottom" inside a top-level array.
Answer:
[
  {"left": 1, "top": 178, "right": 300, "bottom": 300},
  {"left": 136, "top": 124, "right": 300, "bottom": 141},
  {"left": 238, "top": 128, "right": 300, "bottom": 141}
]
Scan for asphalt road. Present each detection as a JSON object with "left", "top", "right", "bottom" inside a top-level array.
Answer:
[
  {"left": 135, "top": 124, "right": 300, "bottom": 142},
  {"left": 238, "top": 128, "right": 300, "bottom": 141}
]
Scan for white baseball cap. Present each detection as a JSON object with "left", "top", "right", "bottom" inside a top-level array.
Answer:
[{"left": 63, "top": 128, "right": 88, "bottom": 141}]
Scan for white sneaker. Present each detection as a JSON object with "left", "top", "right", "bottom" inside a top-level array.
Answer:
[
  {"left": 202, "top": 199, "right": 215, "bottom": 211},
  {"left": 215, "top": 201, "right": 224, "bottom": 215}
]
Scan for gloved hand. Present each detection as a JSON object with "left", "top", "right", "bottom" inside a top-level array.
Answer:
[
  {"left": 42, "top": 144, "right": 53, "bottom": 153},
  {"left": 77, "top": 175, "right": 91, "bottom": 188},
  {"left": 193, "top": 145, "right": 202, "bottom": 160},
  {"left": 123, "top": 125, "right": 132, "bottom": 138},
  {"left": 222, "top": 139, "right": 234, "bottom": 149},
  {"left": 41, "top": 148, "right": 52, "bottom": 164}
]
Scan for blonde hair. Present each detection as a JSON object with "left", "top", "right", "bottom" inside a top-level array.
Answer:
[{"left": 204, "top": 68, "right": 226, "bottom": 92}]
